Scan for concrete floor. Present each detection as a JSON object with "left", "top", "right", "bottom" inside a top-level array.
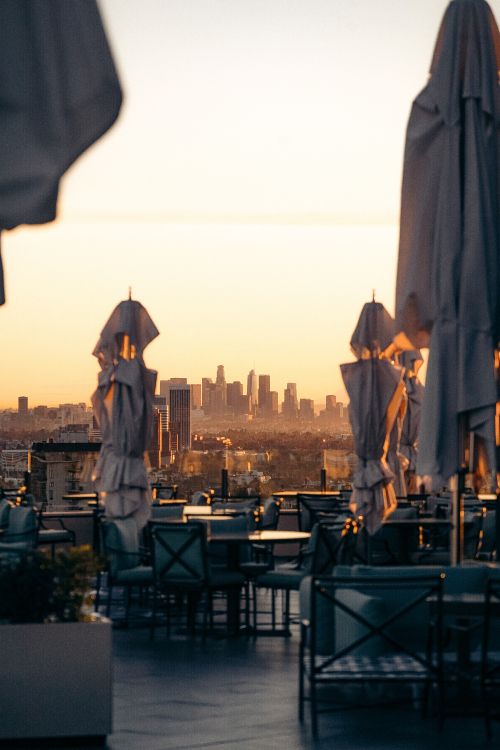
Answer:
[
  {"left": 9, "top": 591, "right": 492, "bottom": 750},
  {"left": 106, "top": 622, "right": 490, "bottom": 750}
]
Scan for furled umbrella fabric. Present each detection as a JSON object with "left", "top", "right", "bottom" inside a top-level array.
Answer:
[
  {"left": 350, "top": 300, "right": 395, "bottom": 360},
  {"left": 341, "top": 357, "right": 404, "bottom": 535},
  {"left": 387, "top": 394, "right": 409, "bottom": 498},
  {"left": 395, "top": 0, "right": 500, "bottom": 488},
  {"left": 0, "top": 0, "right": 122, "bottom": 304},
  {"left": 92, "top": 300, "right": 159, "bottom": 530},
  {"left": 398, "top": 350, "right": 425, "bottom": 492}
]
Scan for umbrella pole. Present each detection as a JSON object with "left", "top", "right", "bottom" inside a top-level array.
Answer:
[
  {"left": 450, "top": 470, "right": 465, "bottom": 566},
  {"left": 450, "top": 415, "right": 467, "bottom": 566}
]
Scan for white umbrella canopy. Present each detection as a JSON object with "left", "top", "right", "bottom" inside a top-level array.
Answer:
[
  {"left": 395, "top": 0, "right": 500, "bottom": 491},
  {"left": 0, "top": 0, "right": 122, "bottom": 305},
  {"left": 92, "top": 299, "right": 159, "bottom": 529}
]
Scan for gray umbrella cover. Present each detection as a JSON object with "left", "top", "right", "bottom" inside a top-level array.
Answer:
[
  {"left": 350, "top": 301, "right": 395, "bottom": 359},
  {"left": 0, "top": 0, "right": 122, "bottom": 304},
  {"left": 341, "top": 358, "right": 404, "bottom": 534},
  {"left": 395, "top": 0, "right": 500, "bottom": 487},
  {"left": 92, "top": 301, "right": 159, "bottom": 528},
  {"left": 399, "top": 350, "right": 424, "bottom": 476}
]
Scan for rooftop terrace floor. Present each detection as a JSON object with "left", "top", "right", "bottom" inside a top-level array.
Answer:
[{"left": 101, "top": 623, "right": 489, "bottom": 750}]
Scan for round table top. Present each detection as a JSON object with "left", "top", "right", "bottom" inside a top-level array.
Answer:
[
  {"left": 207, "top": 530, "right": 311, "bottom": 543},
  {"left": 272, "top": 490, "right": 343, "bottom": 498}
]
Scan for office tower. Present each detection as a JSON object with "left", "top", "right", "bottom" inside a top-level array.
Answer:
[
  {"left": 299, "top": 398, "right": 315, "bottom": 421},
  {"left": 190, "top": 384, "right": 202, "bottom": 410},
  {"left": 169, "top": 385, "right": 191, "bottom": 450},
  {"left": 202, "top": 378, "right": 213, "bottom": 412},
  {"left": 216, "top": 365, "right": 226, "bottom": 387},
  {"left": 215, "top": 365, "right": 227, "bottom": 409},
  {"left": 148, "top": 409, "right": 162, "bottom": 469},
  {"left": 269, "top": 391, "right": 279, "bottom": 416},
  {"left": 282, "top": 383, "right": 299, "bottom": 419},
  {"left": 160, "top": 378, "right": 188, "bottom": 398},
  {"left": 18, "top": 396, "right": 28, "bottom": 417},
  {"left": 227, "top": 381, "right": 243, "bottom": 410},
  {"left": 325, "top": 394, "right": 337, "bottom": 410},
  {"left": 247, "top": 369, "right": 258, "bottom": 407},
  {"left": 258, "top": 375, "right": 271, "bottom": 415}
]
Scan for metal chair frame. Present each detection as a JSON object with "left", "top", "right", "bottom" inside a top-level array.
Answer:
[{"left": 299, "top": 573, "right": 445, "bottom": 738}]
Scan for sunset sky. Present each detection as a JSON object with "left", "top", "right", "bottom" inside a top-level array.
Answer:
[{"left": 2, "top": 0, "right": 494, "bottom": 408}]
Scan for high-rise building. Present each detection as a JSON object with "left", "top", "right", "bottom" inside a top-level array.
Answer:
[
  {"left": 215, "top": 365, "right": 227, "bottom": 410},
  {"left": 227, "top": 381, "right": 243, "bottom": 409},
  {"left": 202, "top": 378, "right": 213, "bottom": 412},
  {"left": 258, "top": 375, "right": 271, "bottom": 415},
  {"left": 247, "top": 369, "right": 258, "bottom": 408},
  {"left": 325, "top": 395, "right": 337, "bottom": 411},
  {"left": 269, "top": 391, "right": 279, "bottom": 416},
  {"left": 148, "top": 409, "right": 163, "bottom": 469},
  {"left": 18, "top": 396, "right": 28, "bottom": 417},
  {"left": 169, "top": 385, "right": 191, "bottom": 450},
  {"left": 299, "top": 398, "right": 315, "bottom": 421},
  {"left": 190, "top": 384, "right": 202, "bottom": 410},
  {"left": 160, "top": 378, "right": 188, "bottom": 398},
  {"left": 282, "top": 383, "right": 299, "bottom": 419}
]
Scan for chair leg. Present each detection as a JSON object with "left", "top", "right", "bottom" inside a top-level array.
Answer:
[
  {"left": 95, "top": 570, "right": 102, "bottom": 613},
  {"left": 271, "top": 588, "right": 276, "bottom": 631},
  {"left": 284, "top": 589, "right": 290, "bottom": 633},
  {"left": 150, "top": 587, "right": 157, "bottom": 640},
  {"left": 298, "top": 634, "right": 305, "bottom": 722},
  {"left": 106, "top": 582, "right": 113, "bottom": 618},
  {"left": 125, "top": 584, "right": 131, "bottom": 627},
  {"left": 311, "top": 675, "right": 318, "bottom": 739},
  {"left": 252, "top": 581, "right": 257, "bottom": 634}
]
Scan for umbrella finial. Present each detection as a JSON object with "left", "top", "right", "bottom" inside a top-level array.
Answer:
[
  {"left": 128, "top": 286, "right": 132, "bottom": 301},
  {"left": 372, "top": 289, "right": 376, "bottom": 302}
]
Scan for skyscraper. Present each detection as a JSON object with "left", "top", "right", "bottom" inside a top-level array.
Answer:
[
  {"left": 215, "top": 365, "right": 227, "bottom": 409},
  {"left": 247, "top": 369, "right": 258, "bottom": 407},
  {"left": 282, "top": 383, "right": 299, "bottom": 419},
  {"left": 190, "top": 384, "right": 202, "bottom": 410},
  {"left": 201, "top": 378, "right": 213, "bottom": 412},
  {"left": 169, "top": 385, "right": 191, "bottom": 450},
  {"left": 299, "top": 398, "right": 315, "bottom": 421},
  {"left": 258, "top": 375, "right": 271, "bottom": 415},
  {"left": 18, "top": 396, "right": 28, "bottom": 417}
]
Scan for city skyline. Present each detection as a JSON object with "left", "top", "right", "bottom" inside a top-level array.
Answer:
[
  {"left": 1, "top": 363, "right": 346, "bottom": 413},
  {"left": 0, "top": 0, "right": 476, "bottom": 407}
]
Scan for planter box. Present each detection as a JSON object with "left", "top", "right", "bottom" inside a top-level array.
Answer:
[{"left": 0, "top": 620, "right": 112, "bottom": 741}]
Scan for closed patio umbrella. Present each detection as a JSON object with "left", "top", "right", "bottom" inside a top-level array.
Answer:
[
  {"left": 0, "top": 0, "right": 122, "bottom": 304},
  {"left": 395, "top": 0, "right": 500, "bottom": 560},
  {"left": 341, "top": 358, "right": 404, "bottom": 534},
  {"left": 342, "top": 299, "right": 406, "bottom": 533},
  {"left": 398, "top": 350, "right": 425, "bottom": 493},
  {"left": 92, "top": 298, "right": 159, "bottom": 530},
  {"left": 350, "top": 298, "right": 395, "bottom": 360}
]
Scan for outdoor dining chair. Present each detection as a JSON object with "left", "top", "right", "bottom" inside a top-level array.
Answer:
[
  {"left": 297, "top": 494, "right": 346, "bottom": 532},
  {"left": 481, "top": 573, "right": 500, "bottom": 739},
  {"left": 149, "top": 521, "right": 245, "bottom": 639},
  {"left": 98, "top": 518, "right": 153, "bottom": 625},
  {"left": 255, "top": 521, "right": 356, "bottom": 634},
  {"left": 0, "top": 506, "right": 37, "bottom": 553},
  {"left": 299, "top": 572, "right": 445, "bottom": 738},
  {"left": 36, "top": 509, "right": 76, "bottom": 559}
]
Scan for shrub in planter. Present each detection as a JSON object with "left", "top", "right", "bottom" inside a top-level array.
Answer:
[
  {"left": 0, "top": 545, "right": 100, "bottom": 623},
  {"left": 0, "top": 546, "right": 112, "bottom": 742}
]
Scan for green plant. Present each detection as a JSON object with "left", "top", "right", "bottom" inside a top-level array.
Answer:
[{"left": 0, "top": 546, "right": 101, "bottom": 624}]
